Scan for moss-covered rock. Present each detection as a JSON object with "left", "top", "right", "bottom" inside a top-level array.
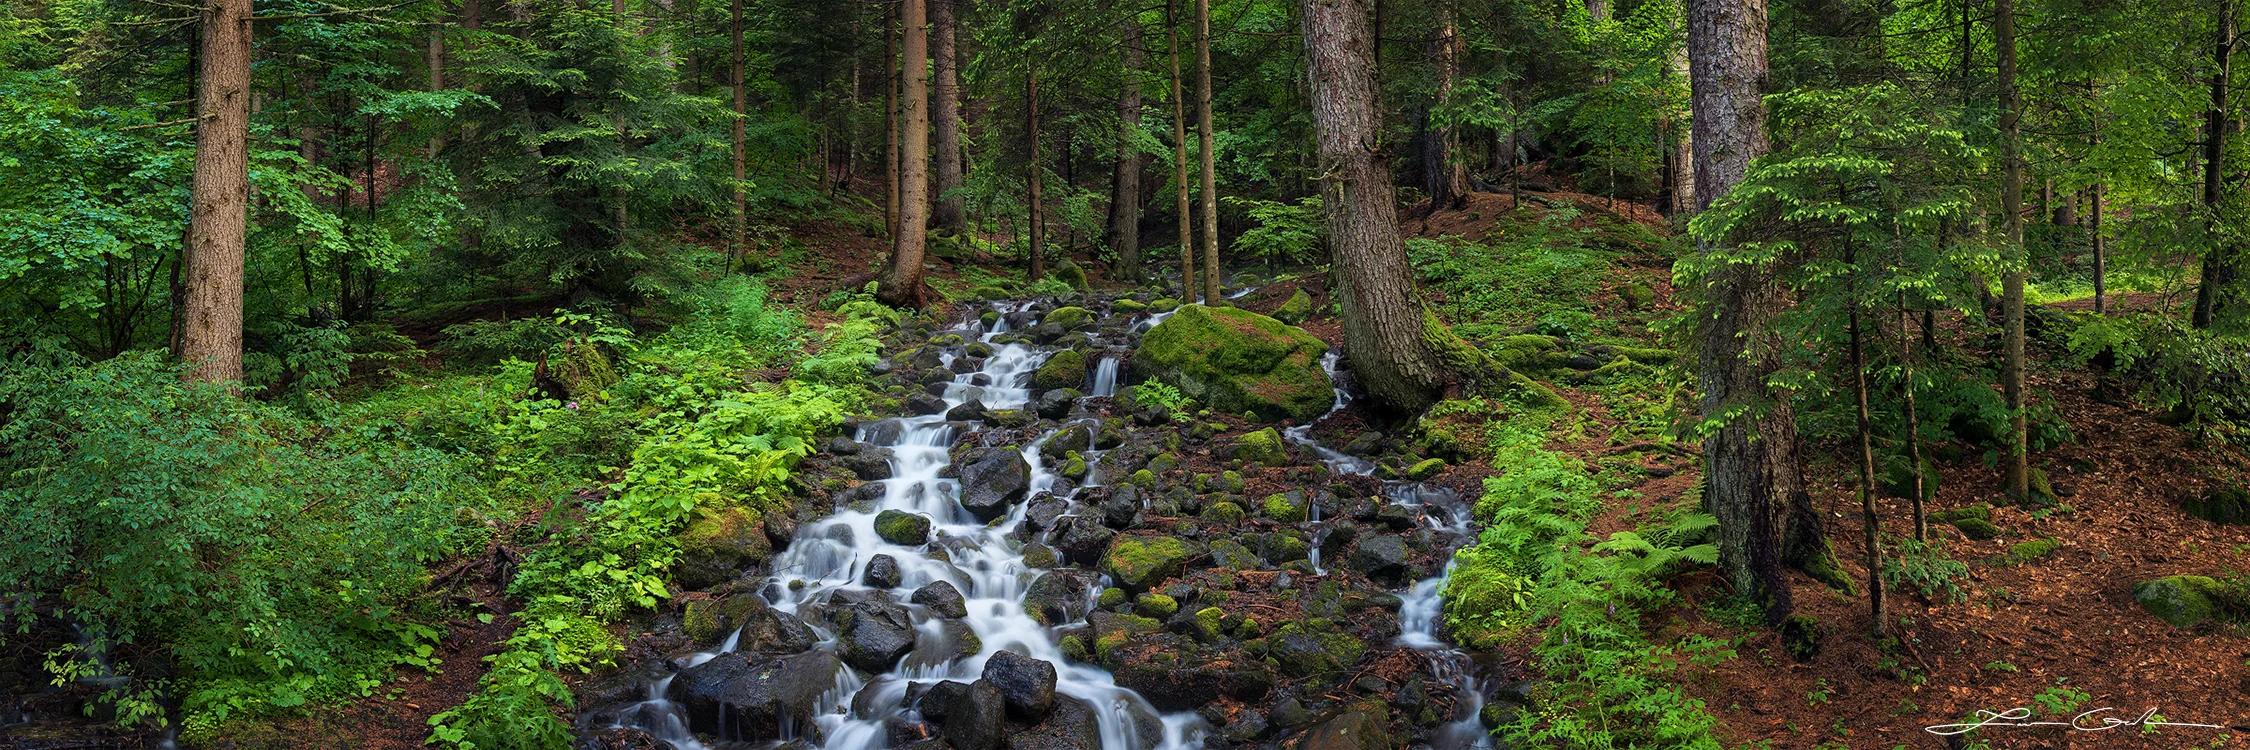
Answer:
[
  {"left": 1098, "top": 587, "right": 1128, "bottom": 609},
  {"left": 675, "top": 504, "right": 770, "bottom": 591},
  {"left": 1879, "top": 456, "right": 1941, "bottom": 501},
  {"left": 1149, "top": 297, "right": 1181, "bottom": 313},
  {"left": 1493, "top": 335, "right": 1571, "bottom": 373},
  {"left": 1273, "top": 288, "right": 1314, "bottom": 324},
  {"left": 1951, "top": 517, "right": 2003, "bottom": 540},
  {"left": 987, "top": 409, "right": 1035, "bottom": 428},
  {"left": 2134, "top": 575, "right": 2220, "bottom": 627},
  {"left": 1102, "top": 536, "right": 1202, "bottom": 592},
  {"left": 1059, "top": 456, "right": 1090, "bottom": 480},
  {"left": 1053, "top": 259, "right": 1091, "bottom": 291},
  {"left": 1032, "top": 349, "right": 1088, "bottom": 392},
  {"left": 1263, "top": 621, "right": 1366, "bottom": 677},
  {"left": 1405, "top": 458, "right": 1446, "bottom": 480},
  {"left": 1994, "top": 537, "right": 2059, "bottom": 566},
  {"left": 1202, "top": 501, "right": 1245, "bottom": 525},
  {"left": 1136, "top": 593, "right": 1180, "bottom": 619},
  {"left": 2185, "top": 483, "right": 2250, "bottom": 525},
  {"left": 1617, "top": 283, "right": 1656, "bottom": 310},
  {"left": 1262, "top": 493, "right": 1307, "bottom": 523},
  {"left": 1236, "top": 427, "right": 1288, "bottom": 467},
  {"left": 1928, "top": 503, "right": 1993, "bottom": 524},
  {"left": 1114, "top": 298, "right": 1149, "bottom": 314},
  {"left": 874, "top": 510, "right": 932, "bottom": 546},
  {"left": 1045, "top": 306, "right": 1095, "bottom": 330},
  {"left": 1131, "top": 305, "right": 1333, "bottom": 422}
]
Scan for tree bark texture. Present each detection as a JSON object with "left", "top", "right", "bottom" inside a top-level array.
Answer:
[
  {"left": 1027, "top": 71, "right": 1046, "bottom": 282},
  {"left": 1107, "top": 15, "right": 1145, "bottom": 278},
  {"left": 2093, "top": 181, "right": 2107, "bottom": 315},
  {"left": 1423, "top": 5, "right": 1466, "bottom": 212},
  {"left": 879, "top": 0, "right": 931, "bottom": 307},
  {"left": 184, "top": 0, "right": 252, "bottom": 385},
  {"left": 731, "top": 0, "right": 747, "bottom": 264},
  {"left": 885, "top": 11, "right": 901, "bottom": 242},
  {"left": 1170, "top": 0, "right": 1195, "bottom": 297},
  {"left": 1302, "top": 0, "right": 1457, "bottom": 414},
  {"left": 1998, "top": 0, "right": 2029, "bottom": 500},
  {"left": 932, "top": 0, "right": 968, "bottom": 235},
  {"left": 1195, "top": 0, "right": 1220, "bottom": 302},
  {"left": 1691, "top": 0, "right": 1820, "bottom": 619},
  {"left": 2196, "top": 0, "right": 2237, "bottom": 329}
]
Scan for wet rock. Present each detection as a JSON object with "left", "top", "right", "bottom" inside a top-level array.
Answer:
[
  {"left": 1270, "top": 696, "right": 1315, "bottom": 728},
  {"left": 1006, "top": 694, "right": 1103, "bottom": 750},
  {"left": 841, "top": 449, "right": 896, "bottom": 480},
  {"left": 1033, "top": 389, "right": 1081, "bottom": 419},
  {"left": 575, "top": 727, "right": 669, "bottom": 750},
  {"left": 908, "top": 394, "right": 950, "bottom": 416},
  {"left": 1056, "top": 519, "right": 1117, "bottom": 567},
  {"left": 1351, "top": 535, "right": 1410, "bottom": 580},
  {"left": 1290, "top": 704, "right": 1390, "bottom": 750},
  {"left": 1103, "top": 486, "right": 1141, "bottom": 528},
  {"left": 826, "top": 436, "right": 863, "bottom": 455},
  {"left": 764, "top": 513, "right": 797, "bottom": 551},
  {"left": 839, "top": 600, "right": 918, "bottom": 671},
  {"left": 982, "top": 650, "right": 1058, "bottom": 720},
  {"left": 911, "top": 580, "right": 969, "bottom": 619},
  {"left": 875, "top": 510, "right": 933, "bottom": 546},
  {"left": 1222, "top": 709, "right": 1269, "bottom": 743},
  {"left": 943, "top": 680, "right": 1007, "bottom": 750},
  {"left": 1113, "top": 661, "right": 1274, "bottom": 711},
  {"left": 1405, "top": 457, "right": 1446, "bottom": 480},
  {"left": 864, "top": 554, "right": 903, "bottom": 588},
  {"left": 1208, "top": 539, "right": 1264, "bottom": 570},
  {"left": 1102, "top": 535, "right": 1202, "bottom": 592},
  {"left": 960, "top": 449, "right": 1033, "bottom": 522},
  {"left": 686, "top": 594, "right": 816, "bottom": 654},
  {"left": 673, "top": 504, "right": 773, "bottom": 591},
  {"left": 1373, "top": 504, "right": 1418, "bottom": 530},
  {"left": 1235, "top": 428, "right": 1288, "bottom": 467},
  {"left": 672, "top": 650, "right": 844, "bottom": 739},
  {"left": 948, "top": 400, "right": 990, "bottom": 422},
  {"left": 988, "top": 409, "right": 1035, "bottom": 428},
  {"left": 1024, "top": 496, "right": 1071, "bottom": 532},
  {"left": 1024, "top": 569, "right": 1095, "bottom": 625},
  {"left": 839, "top": 481, "right": 888, "bottom": 510},
  {"left": 1130, "top": 305, "right": 1332, "bottom": 422},
  {"left": 1043, "top": 422, "right": 1095, "bottom": 457},
  {"left": 904, "top": 618, "right": 984, "bottom": 671}
]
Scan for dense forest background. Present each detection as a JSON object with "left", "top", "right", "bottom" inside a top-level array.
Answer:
[{"left": 8, "top": 0, "right": 2250, "bottom": 746}]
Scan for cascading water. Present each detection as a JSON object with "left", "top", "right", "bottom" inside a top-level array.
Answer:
[
  {"left": 1279, "top": 350, "right": 1496, "bottom": 750},
  {"left": 1089, "top": 357, "right": 1122, "bottom": 398},
  {"left": 608, "top": 300, "right": 1200, "bottom": 750}
]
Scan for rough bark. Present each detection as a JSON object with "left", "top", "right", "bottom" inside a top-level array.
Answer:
[
  {"left": 1691, "top": 0, "right": 1820, "bottom": 619},
  {"left": 2196, "top": 0, "right": 2238, "bottom": 329},
  {"left": 1665, "top": 34, "right": 1695, "bottom": 215},
  {"left": 1107, "top": 16, "right": 1145, "bottom": 279},
  {"left": 885, "top": 11, "right": 901, "bottom": 241},
  {"left": 932, "top": 0, "right": 968, "bottom": 235},
  {"left": 1027, "top": 71, "right": 1046, "bottom": 282},
  {"left": 731, "top": 0, "right": 747, "bottom": 266},
  {"left": 427, "top": 20, "right": 444, "bottom": 159},
  {"left": 1302, "top": 0, "right": 1457, "bottom": 414},
  {"left": 1422, "top": 5, "right": 1466, "bottom": 212},
  {"left": 1999, "top": 0, "right": 2028, "bottom": 501},
  {"left": 1899, "top": 295, "right": 1928, "bottom": 541},
  {"left": 1849, "top": 269, "right": 1886, "bottom": 637},
  {"left": 1170, "top": 0, "right": 1195, "bottom": 297},
  {"left": 183, "top": 0, "right": 252, "bottom": 385},
  {"left": 1195, "top": 0, "right": 1220, "bottom": 302},
  {"left": 878, "top": 0, "right": 931, "bottom": 307},
  {"left": 2093, "top": 181, "right": 2107, "bottom": 315}
]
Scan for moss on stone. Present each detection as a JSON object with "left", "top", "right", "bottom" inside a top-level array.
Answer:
[
  {"left": 1273, "top": 288, "right": 1314, "bottom": 324},
  {"left": 1405, "top": 458, "right": 1446, "bottom": 481},
  {"left": 1218, "top": 470, "right": 1246, "bottom": 493},
  {"left": 1052, "top": 259, "right": 1091, "bottom": 292},
  {"left": 1034, "top": 349, "right": 1089, "bottom": 390},
  {"left": 1061, "top": 634, "right": 1092, "bottom": 663},
  {"left": 1618, "top": 283, "right": 1656, "bottom": 310},
  {"left": 1114, "top": 298, "right": 1149, "bottom": 314},
  {"left": 2134, "top": 575, "right": 2220, "bottom": 627},
  {"left": 1131, "top": 468, "right": 1157, "bottom": 487},
  {"left": 1099, "top": 587, "right": 1128, "bottom": 609},
  {"left": 1130, "top": 305, "right": 1334, "bottom": 422},
  {"left": 1236, "top": 428, "right": 1288, "bottom": 467},
  {"left": 1202, "top": 501, "right": 1246, "bottom": 525},
  {"left": 1135, "top": 593, "right": 1179, "bottom": 619},
  {"left": 1951, "top": 517, "right": 2003, "bottom": 540},
  {"left": 1102, "top": 536, "right": 1201, "bottom": 591},
  {"left": 1996, "top": 538, "right": 2059, "bottom": 566},
  {"left": 1149, "top": 297, "right": 1181, "bottom": 313},
  {"left": 1060, "top": 456, "right": 1090, "bottom": 480},
  {"left": 1262, "top": 493, "right": 1307, "bottom": 523},
  {"left": 1193, "top": 606, "right": 1228, "bottom": 643},
  {"left": 873, "top": 509, "right": 932, "bottom": 546},
  {"left": 1928, "top": 503, "right": 1994, "bottom": 524}
]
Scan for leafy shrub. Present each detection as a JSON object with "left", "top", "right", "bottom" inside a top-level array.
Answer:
[
  {"left": 1224, "top": 195, "right": 1325, "bottom": 266},
  {"left": 2069, "top": 313, "right": 2250, "bottom": 440},
  {"left": 1883, "top": 535, "right": 1972, "bottom": 604}
]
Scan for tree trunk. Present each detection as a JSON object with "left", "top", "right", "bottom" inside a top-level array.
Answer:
[
  {"left": 878, "top": 0, "right": 931, "bottom": 307},
  {"left": 1170, "top": 0, "right": 1195, "bottom": 297},
  {"left": 184, "top": 0, "right": 251, "bottom": 385},
  {"left": 2196, "top": 0, "right": 2237, "bottom": 329},
  {"left": 1849, "top": 258, "right": 1886, "bottom": 638},
  {"left": 1027, "top": 70, "right": 1046, "bottom": 282},
  {"left": 2093, "top": 181, "right": 2107, "bottom": 315},
  {"left": 1107, "top": 15, "right": 1145, "bottom": 279},
  {"left": 1899, "top": 294, "right": 1928, "bottom": 541},
  {"left": 731, "top": 0, "right": 747, "bottom": 267},
  {"left": 1423, "top": 5, "right": 1466, "bottom": 212},
  {"left": 1998, "top": 0, "right": 2029, "bottom": 501},
  {"left": 427, "top": 20, "right": 444, "bottom": 159},
  {"left": 1691, "top": 0, "right": 1821, "bottom": 620},
  {"left": 932, "top": 0, "right": 968, "bottom": 235},
  {"left": 1302, "top": 0, "right": 1458, "bottom": 414},
  {"left": 1665, "top": 33, "right": 1695, "bottom": 216},
  {"left": 885, "top": 10, "right": 901, "bottom": 242},
  {"left": 1195, "top": 0, "right": 1220, "bottom": 302}
]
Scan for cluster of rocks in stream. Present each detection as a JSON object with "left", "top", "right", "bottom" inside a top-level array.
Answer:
[{"left": 579, "top": 286, "right": 1531, "bottom": 750}]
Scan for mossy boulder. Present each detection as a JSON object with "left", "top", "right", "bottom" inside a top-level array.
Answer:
[
  {"left": 675, "top": 504, "right": 770, "bottom": 591},
  {"left": 2185, "top": 483, "right": 2250, "bottom": 525},
  {"left": 1052, "top": 259, "right": 1091, "bottom": 291},
  {"left": 1951, "top": 517, "right": 2003, "bottom": 540},
  {"left": 1102, "top": 535, "right": 1203, "bottom": 592},
  {"left": 1405, "top": 458, "right": 1446, "bottom": 481},
  {"left": 1236, "top": 428, "right": 1288, "bottom": 467},
  {"left": 1149, "top": 298, "right": 1181, "bottom": 313},
  {"left": 1131, "top": 305, "right": 1333, "bottom": 422},
  {"left": 1114, "top": 298, "right": 1149, "bottom": 314},
  {"left": 1273, "top": 288, "right": 1314, "bottom": 324},
  {"left": 1135, "top": 593, "right": 1179, "bottom": 619},
  {"left": 1879, "top": 456, "right": 1941, "bottom": 501},
  {"left": 1493, "top": 335, "right": 1573, "bottom": 373},
  {"left": 1262, "top": 493, "right": 1307, "bottom": 523},
  {"left": 1261, "top": 621, "right": 1366, "bottom": 677},
  {"left": 1617, "top": 283, "right": 1656, "bottom": 310},
  {"left": 1098, "top": 587, "right": 1128, "bottom": 609},
  {"left": 1202, "top": 501, "right": 1245, "bottom": 525},
  {"left": 1995, "top": 538, "right": 2059, "bottom": 566},
  {"left": 1044, "top": 306, "right": 1095, "bottom": 330},
  {"left": 874, "top": 510, "right": 932, "bottom": 546},
  {"left": 2134, "top": 575, "right": 2220, "bottom": 627}
]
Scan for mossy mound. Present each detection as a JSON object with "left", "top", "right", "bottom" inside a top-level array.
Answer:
[
  {"left": 1149, "top": 298, "right": 1181, "bottom": 313},
  {"left": 2134, "top": 575, "right": 2220, "bottom": 627},
  {"left": 1102, "top": 536, "right": 1202, "bottom": 592},
  {"left": 1993, "top": 537, "right": 2058, "bottom": 566},
  {"left": 1236, "top": 427, "right": 1288, "bottom": 466},
  {"left": 1929, "top": 503, "right": 2001, "bottom": 539},
  {"left": 1262, "top": 493, "right": 1307, "bottom": 523},
  {"left": 1492, "top": 335, "right": 1572, "bottom": 374},
  {"left": 1202, "top": 501, "right": 1246, "bottom": 525},
  {"left": 1405, "top": 458, "right": 1446, "bottom": 480},
  {"left": 1114, "top": 298, "right": 1149, "bottom": 314},
  {"left": 2185, "top": 482, "right": 2250, "bottom": 525},
  {"left": 1044, "top": 306, "right": 1095, "bottom": 330},
  {"left": 1052, "top": 259, "right": 1091, "bottom": 291},
  {"left": 1033, "top": 349, "right": 1088, "bottom": 391},
  {"left": 1136, "top": 593, "right": 1179, "bottom": 619},
  {"left": 1273, "top": 288, "right": 1314, "bottom": 324},
  {"left": 1131, "top": 305, "right": 1333, "bottom": 422},
  {"left": 874, "top": 509, "right": 932, "bottom": 546},
  {"left": 1617, "top": 283, "right": 1655, "bottom": 310},
  {"left": 675, "top": 503, "right": 770, "bottom": 590}
]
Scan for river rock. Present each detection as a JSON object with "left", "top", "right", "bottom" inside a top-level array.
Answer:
[
  {"left": 1024, "top": 496, "right": 1071, "bottom": 532},
  {"left": 2134, "top": 575, "right": 2220, "bottom": 626},
  {"left": 1352, "top": 535, "right": 1410, "bottom": 580},
  {"left": 907, "top": 393, "right": 949, "bottom": 416},
  {"left": 1102, "top": 535, "right": 1201, "bottom": 592},
  {"left": 960, "top": 449, "right": 1032, "bottom": 521},
  {"left": 1291, "top": 704, "right": 1390, "bottom": 750},
  {"left": 1056, "top": 518, "right": 1117, "bottom": 567},
  {"left": 1033, "top": 388, "right": 1080, "bottom": 419},
  {"left": 839, "top": 600, "right": 918, "bottom": 671},
  {"left": 943, "top": 680, "right": 1007, "bottom": 750},
  {"left": 982, "top": 650, "right": 1058, "bottom": 720},
  {"left": 1006, "top": 694, "right": 1103, "bottom": 750},
  {"left": 1024, "top": 569, "right": 1094, "bottom": 625},
  {"left": 1273, "top": 288, "right": 1314, "bottom": 324},
  {"left": 577, "top": 727, "right": 669, "bottom": 750},
  {"left": 1102, "top": 490, "right": 1140, "bottom": 529},
  {"left": 671, "top": 650, "right": 844, "bottom": 739},
  {"left": 1034, "top": 350, "right": 1089, "bottom": 391},
  {"left": 673, "top": 504, "right": 772, "bottom": 591},
  {"left": 1113, "top": 660, "right": 1274, "bottom": 711},
  {"left": 911, "top": 580, "right": 969, "bottom": 618},
  {"left": 864, "top": 554, "right": 903, "bottom": 588},
  {"left": 948, "top": 400, "right": 990, "bottom": 422},
  {"left": 875, "top": 509, "right": 933, "bottom": 546},
  {"left": 1042, "top": 422, "right": 1094, "bottom": 458},
  {"left": 1130, "top": 305, "right": 1332, "bottom": 422}
]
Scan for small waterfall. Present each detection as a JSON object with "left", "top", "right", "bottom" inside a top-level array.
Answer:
[{"left": 1090, "top": 357, "right": 1121, "bottom": 397}]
